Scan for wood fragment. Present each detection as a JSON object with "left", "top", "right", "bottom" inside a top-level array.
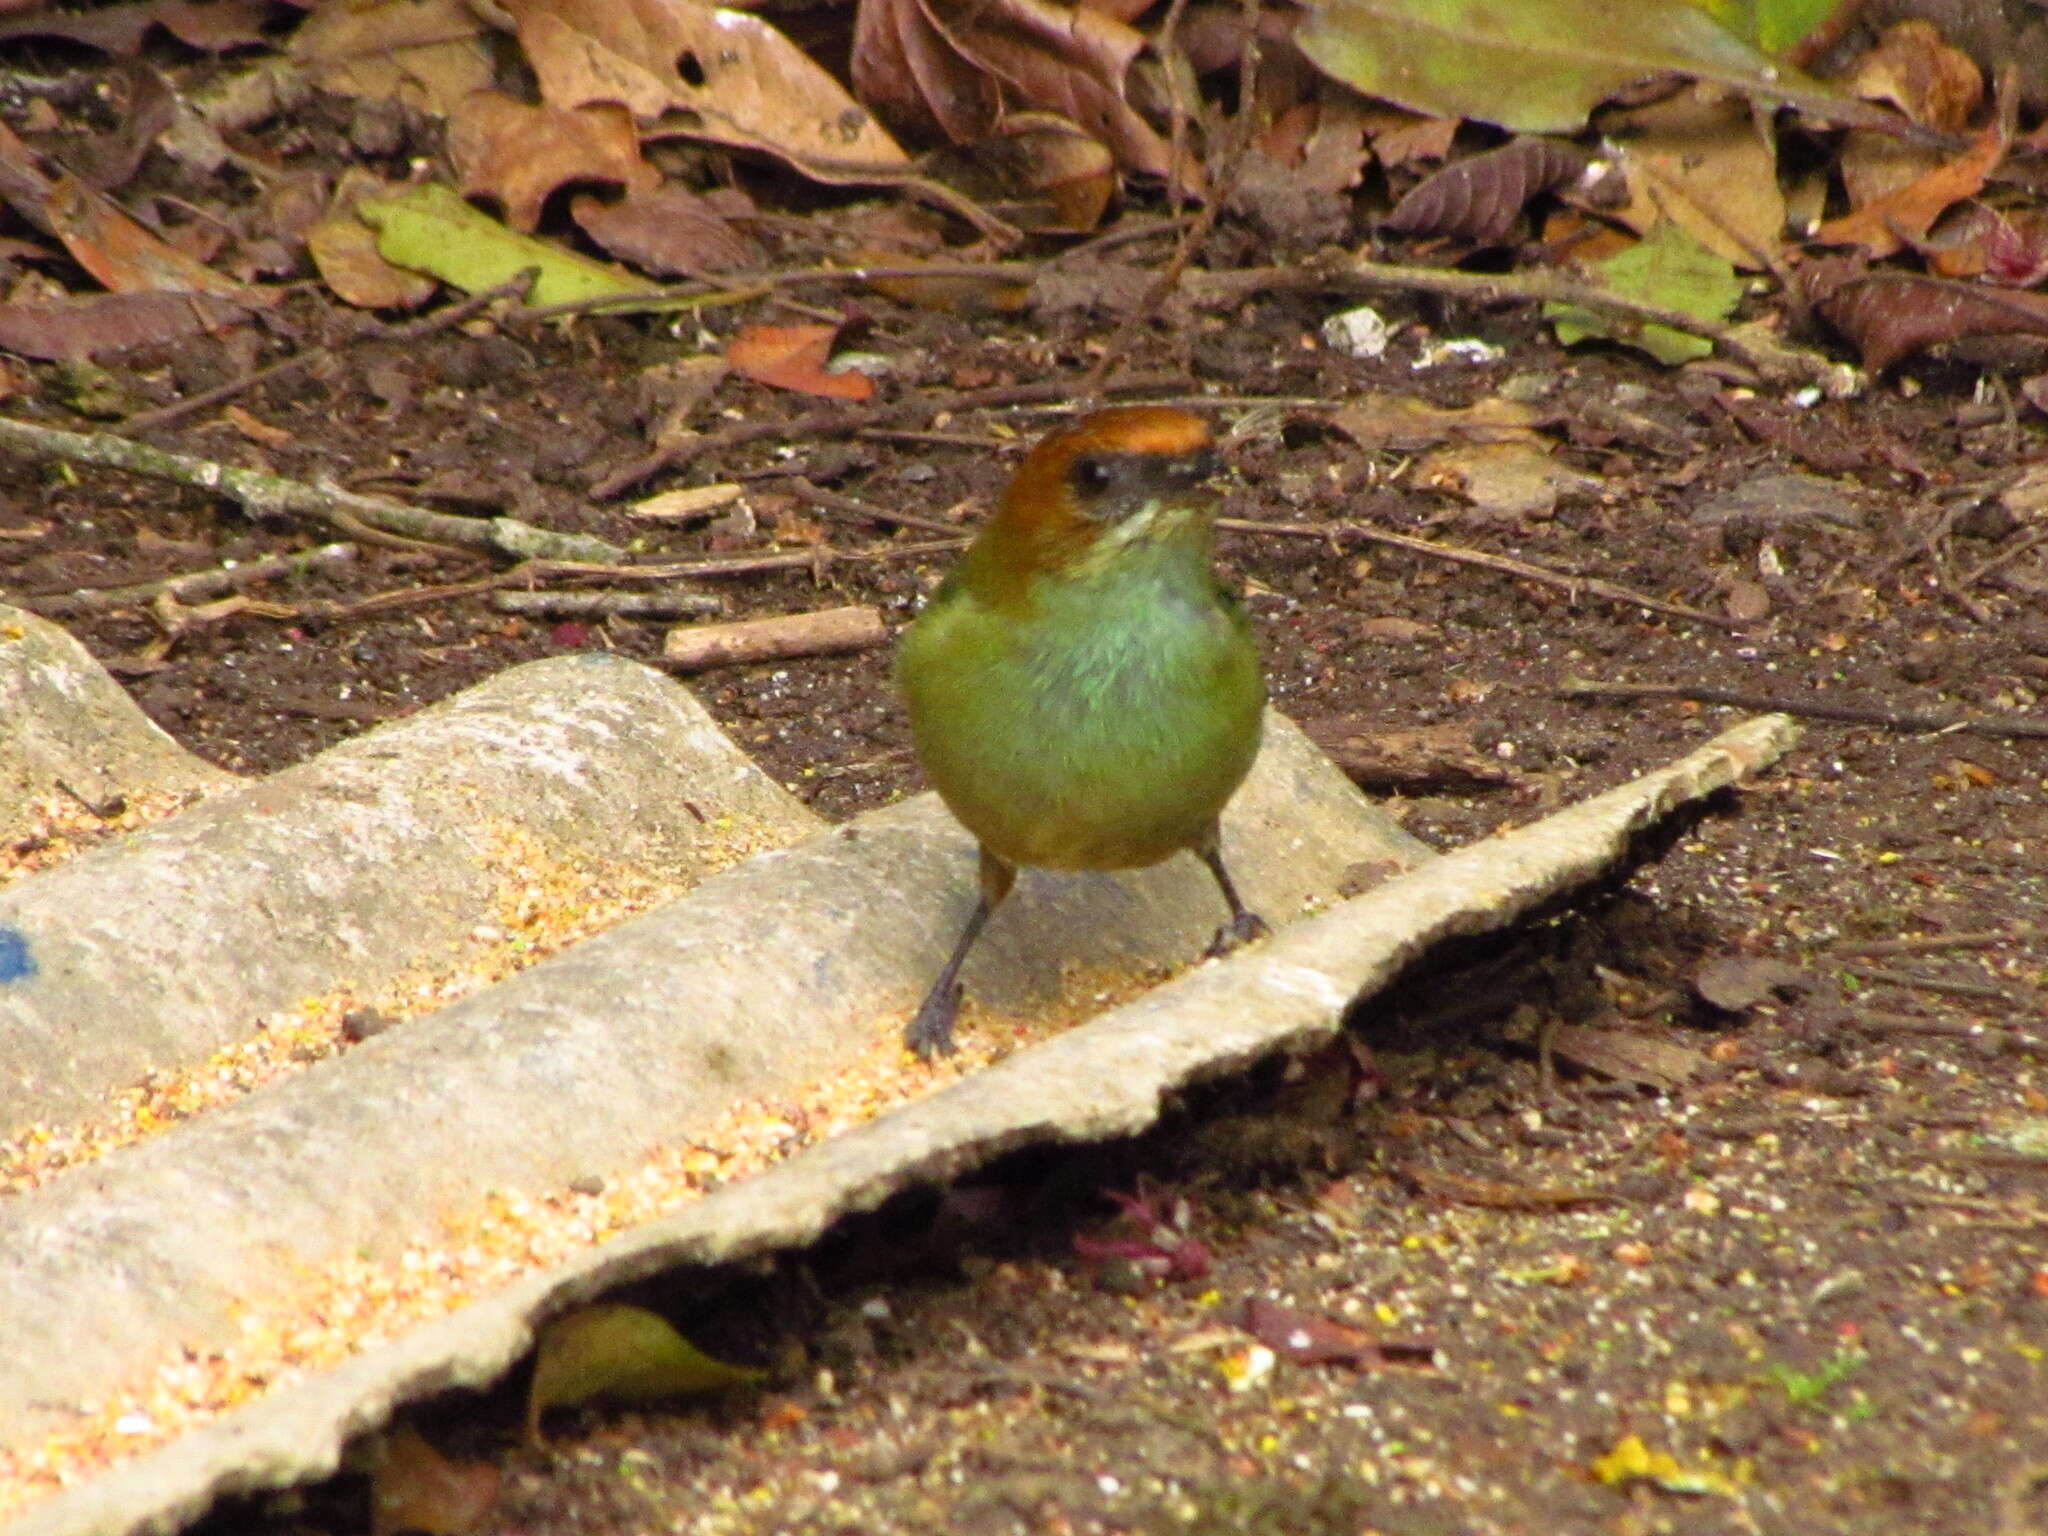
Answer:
[
  {"left": 0, "top": 416, "right": 622, "bottom": 563},
  {"left": 661, "top": 605, "right": 887, "bottom": 672},
  {"left": 1558, "top": 678, "right": 2048, "bottom": 739},
  {"left": 23, "top": 542, "right": 358, "bottom": 617},
  {"left": 490, "top": 589, "right": 724, "bottom": 619},
  {"left": 1842, "top": 965, "right": 2025, "bottom": 1004},
  {"left": 1228, "top": 519, "right": 1735, "bottom": 629},
  {"left": 1830, "top": 926, "right": 2040, "bottom": 957}
]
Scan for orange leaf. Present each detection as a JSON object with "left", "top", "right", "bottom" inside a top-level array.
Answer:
[
  {"left": 726, "top": 323, "right": 875, "bottom": 400},
  {"left": 1815, "top": 123, "right": 2004, "bottom": 258}
]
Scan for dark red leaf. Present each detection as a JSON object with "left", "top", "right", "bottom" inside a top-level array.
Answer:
[
  {"left": 1816, "top": 271, "right": 2048, "bottom": 372},
  {"left": 1382, "top": 138, "right": 1587, "bottom": 245}
]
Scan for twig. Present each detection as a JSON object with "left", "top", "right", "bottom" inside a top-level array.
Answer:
[
  {"left": 786, "top": 478, "right": 963, "bottom": 537},
  {"left": 659, "top": 604, "right": 886, "bottom": 672},
  {"left": 294, "top": 540, "right": 968, "bottom": 625},
  {"left": 591, "top": 372, "right": 1190, "bottom": 498},
  {"left": 1957, "top": 524, "right": 2048, "bottom": 591},
  {"left": 1557, "top": 678, "right": 2048, "bottom": 739},
  {"left": 489, "top": 589, "right": 724, "bottom": 619},
  {"left": 22, "top": 541, "right": 357, "bottom": 617},
  {"left": 1185, "top": 254, "right": 1850, "bottom": 393},
  {"left": 121, "top": 271, "right": 538, "bottom": 434},
  {"left": 1223, "top": 517, "right": 1735, "bottom": 629},
  {"left": 1844, "top": 966, "right": 2025, "bottom": 1004},
  {"left": 0, "top": 416, "right": 622, "bottom": 563},
  {"left": 1830, "top": 926, "right": 2039, "bottom": 958},
  {"left": 1082, "top": 0, "right": 1258, "bottom": 397}
]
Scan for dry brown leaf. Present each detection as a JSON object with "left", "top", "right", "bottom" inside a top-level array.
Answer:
[
  {"left": 1607, "top": 87, "right": 1785, "bottom": 269},
  {"left": 0, "top": 121, "right": 251, "bottom": 299},
  {"left": 289, "top": 0, "right": 495, "bottom": 116},
  {"left": 369, "top": 1424, "right": 500, "bottom": 1536},
  {"left": 0, "top": 291, "right": 253, "bottom": 359},
  {"left": 449, "top": 93, "right": 656, "bottom": 233},
  {"left": 927, "top": 111, "right": 1117, "bottom": 233},
  {"left": 853, "top": 0, "right": 1169, "bottom": 180},
  {"left": 1417, "top": 440, "right": 1596, "bottom": 520},
  {"left": 1326, "top": 392, "right": 1545, "bottom": 451},
  {"left": 504, "top": 0, "right": 908, "bottom": 176},
  {"left": 1546, "top": 1023, "right": 1706, "bottom": 1089},
  {"left": 0, "top": 0, "right": 272, "bottom": 56},
  {"left": 1815, "top": 123, "right": 2004, "bottom": 259},
  {"left": 727, "top": 322, "right": 877, "bottom": 400},
  {"left": 572, "top": 185, "right": 762, "bottom": 275},
  {"left": 1814, "top": 268, "right": 2048, "bottom": 372},
  {"left": 1846, "top": 19, "right": 1982, "bottom": 133},
  {"left": 1371, "top": 112, "right": 1459, "bottom": 168},
  {"left": 306, "top": 168, "right": 438, "bottom": 311}
]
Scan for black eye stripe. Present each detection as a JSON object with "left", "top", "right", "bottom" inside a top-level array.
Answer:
[{"left": 1068, "top": 449, "right": 1216, "bottom": 495}]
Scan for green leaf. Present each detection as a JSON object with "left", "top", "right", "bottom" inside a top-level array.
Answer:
[
  {"left": 1546, "top": 221, "right": 1743, "bottom": 365},
  {"left": 1694, "top": 0, "right": 1840, "bottom": 55},
  {"left": 357, "top": 184, "right": 658, "bottom": 310},
  {"left": 526, "top": 1303, "right": 766, "bottom": 1443},
  {"left": 1296, "top": 0, "right": 1847, "bottom": 134}
]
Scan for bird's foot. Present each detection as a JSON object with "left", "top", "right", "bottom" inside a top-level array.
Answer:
[
  {"left": 1205, "top": 909, "right": 1271, "bottom": 960},
  {"left": 905, "top": 982, "right": 963, "bottom": 1060}
]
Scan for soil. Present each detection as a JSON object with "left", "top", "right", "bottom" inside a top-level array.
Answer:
[{"left": 6, "top": 122, "right": 2048, "bottom": 1536}]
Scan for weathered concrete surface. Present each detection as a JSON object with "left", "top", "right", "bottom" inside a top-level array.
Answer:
[
  {"left": 0, "top": 603, "right": 233, "bottom": 841},
  {"left": 7, "top": 715, "right": 1798, "bottom": 1536},
  {"left": 0, "top": 712, "right": 1422, "bottom": 1450},
  {"left": 0, "top": 651, "right": 819, "bottom": 1138}
]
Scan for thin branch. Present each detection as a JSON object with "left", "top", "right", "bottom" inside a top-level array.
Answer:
[
  {"left": 0, "top": 416, "right": 623, "bottom": 563},
  {"left": 489, "top": 588, "right": 724, "bottom": 619},
  {"left": 21, "top": 542, "right": 358, "bottom": 616},
  {"left": 1558, "top": 678, "right": 2048, "bottom": 739},
  {"left": 1843, "top": 965, "right": 2026, "bottom": 1004},
  {"left": 1830, "top": 926, "right": 2041, "bottom": 957},
  {"left": 786, "top": 477, "right": 964, "bottom": 537},
  {"left": 1224, "top": 517, "right": 1735, "bottom": 629}
]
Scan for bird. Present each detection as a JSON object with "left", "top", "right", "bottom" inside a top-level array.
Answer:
[{"left": 895, "top": 405, "right": 1269, "bottom": 1059}]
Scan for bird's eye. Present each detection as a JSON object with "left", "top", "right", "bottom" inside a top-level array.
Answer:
[{"left": 1071, "top": 456, "right": 1112, "bottom": 494}]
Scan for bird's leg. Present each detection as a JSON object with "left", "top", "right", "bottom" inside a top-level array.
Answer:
[
  {"left": 1196, "top": 825, "right": 1270, "bottom": 958},
  {"left": 906, "top": 847, "right": 1017, "bottom": 1059}
]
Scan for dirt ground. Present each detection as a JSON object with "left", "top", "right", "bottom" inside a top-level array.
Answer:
[{"left": 6, "top": 187, "right": 2048, "bottom": 1536}]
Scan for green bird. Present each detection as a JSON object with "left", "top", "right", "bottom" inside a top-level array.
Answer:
[{"left": 895, "top": 406, "right": 1269, "bottom": 1058}]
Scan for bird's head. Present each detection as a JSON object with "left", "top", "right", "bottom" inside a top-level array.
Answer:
[{"left": 962, "top": 407, "right": 1225, "bottom": 602}]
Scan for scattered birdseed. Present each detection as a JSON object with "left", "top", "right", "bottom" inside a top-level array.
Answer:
[{"left": 0, "top": 963, "right": 1162, "bottom": 1517}]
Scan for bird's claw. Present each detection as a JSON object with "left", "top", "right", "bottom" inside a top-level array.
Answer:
[
  {"left": 1205, "top": 909, "right": 1271, "bottom": 960},
  {"left": 905, "top": 983, "right": 962, "bottom": 1060}
]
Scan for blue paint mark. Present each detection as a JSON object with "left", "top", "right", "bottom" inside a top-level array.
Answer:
[{"left": 0, "top": 925, "right": 33, "bottom": 984}]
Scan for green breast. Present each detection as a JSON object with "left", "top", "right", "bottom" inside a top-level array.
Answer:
[{"left": 897, "top": 557, "right": 1265, "bottom": 871}]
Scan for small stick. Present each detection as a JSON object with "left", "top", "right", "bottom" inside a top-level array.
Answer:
[
  {"left": 1830, "top": 927, "right": 2040, "bottom": 958},
  {"left": 660, "top": 604, "right": 886, "bottom": 672},
  {"left": 591, "top": 372, "right": 1189, "bottom": 498},
  {"left": 1225, "top": 517, "right": 1735, "bottom": 629},
  {"left": 23, "top": 541, "right": 358, "bottom": 616},
  {"left": 1957, "top": 524, "right": 2048, "bottom": 591},
  {"left": 1844, "top": 966, "right": 2026, "bottom": 1004},
  {"left": 489, "top": 589, "right": 724, "bottom": 619},
  {"left": 786, "top": 478, "right": 963, "bottom": 537},
  {"left": 0, "top": 415, "right": 622, "bottom": 563},
  {"left": 1557, "top": 678, "right": 2048, "bottom": 740}
]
